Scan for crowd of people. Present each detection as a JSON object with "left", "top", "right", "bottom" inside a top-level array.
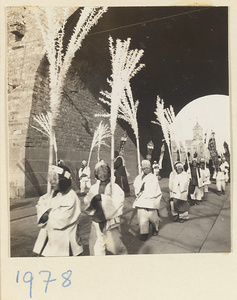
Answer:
[{"left": 33, "top": 153, "right": 229, "bottom": 257}]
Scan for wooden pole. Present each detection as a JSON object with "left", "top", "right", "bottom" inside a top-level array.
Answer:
[
  {"left": 97, "top": 143, "right": 101, "bottom": 162},
  {"left": 47, "top": 125, "right": 54, "bottom": 194},
  {"left": 55, "top": 148, "right": 58, "bottom": 165},
  {"left": 111, "top": 133, "right": 115, "bottom": 195},
  {"left": 87, "top": 148, "right": 93, "bottom": 168},
  {"left": 136, "top": 137, "right": 141, "bottom": 175},
  {"left": 167, "top": 141, "right": 174, "bottom": 171}
]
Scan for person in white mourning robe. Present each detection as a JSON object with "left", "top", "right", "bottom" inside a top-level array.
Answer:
[
  {"left": 84, "top": 160, "right": 127, "bottom": 255},
  {"left": 169, "top": 161, "right": 190, "bottom": 223},
  {"left": 189, "top": 158, "right": 205, "bottom": 205},
  {"left": 133, "top": 160, "right": 162, "bottom": 241},
  {"left": 199, "top": 158, "right": 211, "bottom": 201},
  {"left": 152, "top": 160, "right": 160, "bottom": 179},
  {"left": 33, "top": 165, "right": 83, "bottom": 257},
  {"left": 221, "top": 156, "right": 229, "bottom": 184},
  {"left": 216, "top": 157, "right": 226, "bottom": 196},
  {"left": 78, "top": 160, "right": 91, "bottom": 195}
]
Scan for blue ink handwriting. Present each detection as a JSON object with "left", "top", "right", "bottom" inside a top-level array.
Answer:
[{"left": 16, "top": 270, "right": 72, "bottom": 298}]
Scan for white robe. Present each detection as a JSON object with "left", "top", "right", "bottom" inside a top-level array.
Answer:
[
  {"left": 222, "top": 161, "right": 229, "bottom": 182},
  {"left": 222, "top": 161, "right": 229, "bottom": 171},
  {"left": 169, "top": 170, "right": 190, "bottom": 201},
  {"left": 84, "top": 181, "right": 126, "bottom": 255},
  {"left": 33, "top": 189, "right": 83, "bottom": 256},
  {"left": 133, "top": 172, "right": 162, "bottom": 209},
  {"left": 84, "top": 181, "right": 124, "bottom": 231},
  {"left": 78, "top": 166, "right": 91, "bottom": 182},
  {"left": 216, "top": 163, "right": 226, "bottom": 181},
  {"left": 202, "top": 167, "right": 211, "bottom": 185}
]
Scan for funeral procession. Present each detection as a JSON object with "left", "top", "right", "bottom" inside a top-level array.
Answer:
[{"left": 7, "top": 6, "right": 230, "bottom": 257}]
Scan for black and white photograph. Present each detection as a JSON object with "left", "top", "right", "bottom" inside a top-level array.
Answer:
[
  {"left": 1, "top": 2, "right": 237, "bottom": 299},
  {"left": 7, "top": 5, "right": 230, "bottom": 256}
]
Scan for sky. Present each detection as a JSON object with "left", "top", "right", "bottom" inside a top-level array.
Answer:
[{"left": 174, "top": 94, "right": 230, "bottom": 154}]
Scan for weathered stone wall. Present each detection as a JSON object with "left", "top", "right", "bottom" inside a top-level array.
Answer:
[
  {"left": 8, "top": 6, "right": 46, "bottom": 198},
  {"left": 7, "top": 7, "right": 140, "bottom": 199}
]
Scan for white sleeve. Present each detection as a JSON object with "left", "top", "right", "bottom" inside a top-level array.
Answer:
[
  {"left": 47, "top": 191, "right": 80, "bottom": 230},
  {"left": 101, "top": 184, "right": 124, "bottom": 219},
  {"left": 178, "top": 173, "right": 190, "bottom": 192},
  {"left": 36, "top": 193, "right": 52, "bottom": 224},
  {"left": 133, "top": 175, "right": 142, "bottom": 195},
  {"left": 84, "top": 183, "right": 98, "bottom": 205},
  {"left": 143, "top": 175, "right": 161, "bottom": 198},
  {"left": 84, "top": 166, "right": 91, "bottom": 177},
  {"left": 169, "top": 172, "right": 175, "bottom": 191}
]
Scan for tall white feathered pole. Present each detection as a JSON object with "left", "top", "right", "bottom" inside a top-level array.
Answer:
[
  {"left": 87, "top": 121, "right": 111, "bottom": 167},
  {"left": 30, "top": 112, "right": 58, "bottom": 164},
  {"left": 118, "top": 84, "right": 143, "bottom": 175},
  {"left": 34, "top": 7, "right": 107, "bottom": 194},
  {"left": 164, "top": 106, "right": 182, "bottom": 161},
  {"left": 101, "top": 83, "right": 143, "bottom": 175},
  {"left": 165, "top": 105, "right": 190, "bottom": 170},
  {"left": 99, "top": 36, "right": 144, "bottom": 191},
  {"left": 153, "top": 96, "right": 174, "bottom": 171}
]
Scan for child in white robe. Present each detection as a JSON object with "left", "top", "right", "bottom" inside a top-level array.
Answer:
[
  {"left": 84, "top": 160, "right": 127, "bottom": 255},
  {"left": 133, "top": 160, "right": 162, "bottom": 241},
  {"left": 221, "top": 156, "right": 229, "bottom": 183},
  {"left": 199, "top": 158, "right": 211, "bottom": 201},
  {"left": 216, "top": 158, "right": 226, "bottom": 195},
  {"left": 169, "top": 162, "right": 190, "bottom": 223},
  {"left": 78, "top": 160, "right": 91, "bottom": 195}
]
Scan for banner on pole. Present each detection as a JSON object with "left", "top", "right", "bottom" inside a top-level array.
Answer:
[{"left": 208, "top": 133, "right": 219, "bottom": 169}]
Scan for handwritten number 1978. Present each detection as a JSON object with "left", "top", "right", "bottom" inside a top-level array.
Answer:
[{"left": 16, "top": 270, "right": 72, "bottom": 298}]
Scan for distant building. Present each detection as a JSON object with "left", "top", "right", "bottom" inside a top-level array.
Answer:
[{"left": 171, "top": 122, "right": 208, "bottom": 163}]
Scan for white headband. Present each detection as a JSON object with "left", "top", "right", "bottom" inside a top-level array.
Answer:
[
  {"left": 175, "top": 163, "right": 183, "bottom": 169},
  {"left": 50, "top": 165, "right": 71, "bottom": 179},
  {"left": 95, "top": 160, "right": 107, "bottom": 170}
]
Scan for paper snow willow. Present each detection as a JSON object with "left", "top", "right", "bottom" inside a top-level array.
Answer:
[
  {"left": 153, "top": 96, "right": 174, "bottom": 171},
  {"left": 30, "top": 112, "right": 58, "bottom": 164},
  {"left": 88, "top": 121, "right": 111, "bottom": 166},
  {"left": 118, "top": 85, "right": 143, "bottom": 175},
  {"left": 99, "top": 36, "right": 145, "bottom": 183},
  {"left": 164, "top": 105, "right": 190, "bottom": 170},
  {"left": 34, "top": 7, "right": 107, "bottom": 193},
  {"left": 153, "top": 97, "right": 192, "bottom": 171}
]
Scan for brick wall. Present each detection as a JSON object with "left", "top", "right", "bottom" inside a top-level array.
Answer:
[
  {"left": 7, "top": 6, "right": 46, "bottom": 198},
  {"left": 7, "top": 7, "right": 140, "bottom": 199}
]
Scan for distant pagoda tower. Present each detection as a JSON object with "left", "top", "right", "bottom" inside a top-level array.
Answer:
[{"left": 193, "top": 121, "right": 203, "bottom": 141}]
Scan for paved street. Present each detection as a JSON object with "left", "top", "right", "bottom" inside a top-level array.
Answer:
[{"left": 10, "top": 178, "right": 231, "bottom": 257}]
